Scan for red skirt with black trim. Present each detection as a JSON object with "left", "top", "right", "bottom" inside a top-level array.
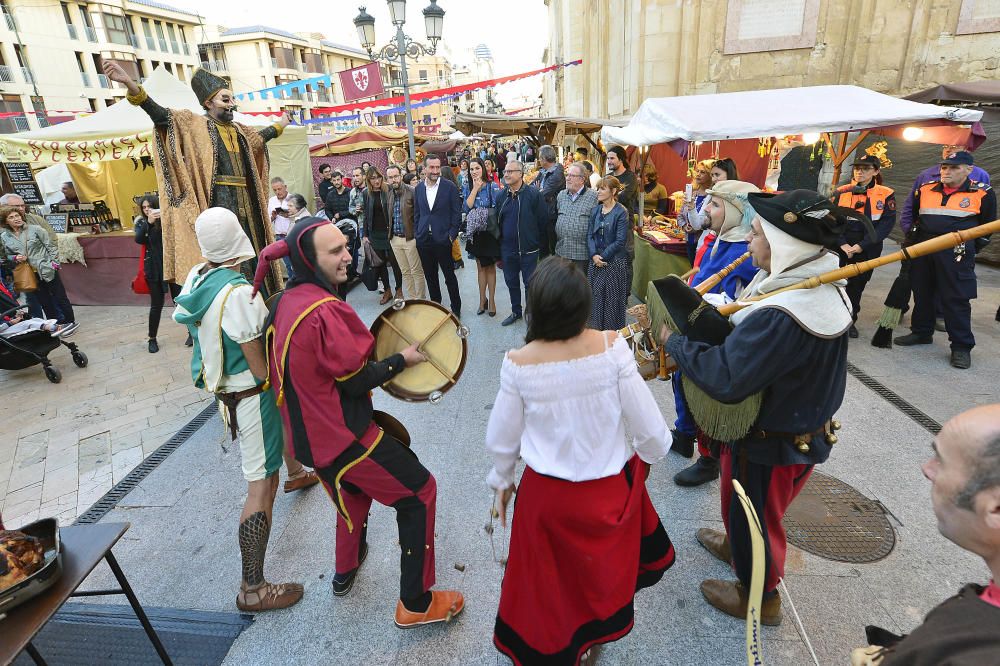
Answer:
[{"left": 493, "top": 455, "right": 675, "bottom": 666}]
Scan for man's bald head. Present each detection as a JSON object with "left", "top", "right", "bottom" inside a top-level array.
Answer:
[
  {"left": 923, "top": 404, "right": 1000, "bottom": 560},
  {"left": 948, "top": 405, "right": 1000, "bottom": 509}
]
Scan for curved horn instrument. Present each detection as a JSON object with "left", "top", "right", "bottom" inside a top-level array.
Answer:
[
  {"left": 717, "top": 220, "right": 1000, "bottom": 316},
  {"left": 694, "top": 251, "right": 751, "bottom": 295}
]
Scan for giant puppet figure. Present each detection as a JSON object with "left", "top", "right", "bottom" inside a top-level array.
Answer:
[{"left": 102, "top": 61, "right": 287, "bottom": 297}]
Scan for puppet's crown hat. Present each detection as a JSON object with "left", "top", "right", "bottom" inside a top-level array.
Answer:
[{"left": 191, "top": 68, "right": 228, "bottom": 106}]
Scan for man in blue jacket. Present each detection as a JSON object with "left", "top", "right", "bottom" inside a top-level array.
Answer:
[
  {"left": 495, "top": 160, "right": 549, "bottom": 325},
  {"left": 413, "top": 155, "right": 463, "bottom": 316}
]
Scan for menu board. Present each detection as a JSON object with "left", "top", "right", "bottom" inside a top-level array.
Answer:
[{"left": 1, "top": 161, "right": 44, "bottom": 205}]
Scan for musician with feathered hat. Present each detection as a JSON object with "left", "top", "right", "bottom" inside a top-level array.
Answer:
[
  {"left": 659, "top": 190, "right": 871, "bottom": 625},
  {"left": 102, "top": 61, "right": 289, "bottom": 297}
]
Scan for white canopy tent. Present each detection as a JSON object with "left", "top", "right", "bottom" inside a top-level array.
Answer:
[
  {"left": 601, "top": 85, "right": 984, "bottom": 147},
  {"left": 602, "top": 85, "right": 985, "bottom": 187}
]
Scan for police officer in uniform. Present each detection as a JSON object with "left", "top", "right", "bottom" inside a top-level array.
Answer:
[
  {"left": 895, "top": 151, "right": 996, "bottom": 369},
  {"left": 833, "top": 154, "right": 895, "bottom": 337}
]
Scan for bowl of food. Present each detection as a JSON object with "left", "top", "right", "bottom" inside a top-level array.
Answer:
[{"left": 0, "top": 517, "right": 63, "bottom": 614}]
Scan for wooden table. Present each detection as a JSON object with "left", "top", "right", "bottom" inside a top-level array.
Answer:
[{"left": 0, "top": 522, "right": 172, "bottom": 666}]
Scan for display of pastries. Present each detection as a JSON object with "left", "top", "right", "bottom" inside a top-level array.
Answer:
[{"left": 0, "top": 529, "right": 46, "bottom": 591}]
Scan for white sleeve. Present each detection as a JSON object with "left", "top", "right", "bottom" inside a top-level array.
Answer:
[
  {"left": 614, "top": 337, "right": 670, "bottom": 463},
  {"left": 485, "top": 358, "right": 525, "bottom": 489},
  {"left": 220, "top": 285, "right": 269, "bottom": 344}
]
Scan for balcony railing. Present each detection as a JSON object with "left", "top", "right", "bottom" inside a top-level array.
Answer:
[
  {"left": 13, "top": 116, "right": 30, "bottom": 132},
  {"left": 2, "top": 9, "right": 16, "bottom": 31},
  {"left": 145, "top": 36, "right": 156, "bottom": 50},
  {"left": 80, "top": 71, "right": 92, "bottom": 87},
  {"left": 270, "top": 57, "right": 278, "bottom": 68},
  {"left": 98, "top": 73, "right": 111, "bottom": 88},
  {"left": 169, "top": 40, "right": 179, "bottom": 54},
  {"left": 84, "top": 26, "right": 98, "bottom": 42},
  {"left": 66, "top": 23, "right": 77, "bottom": 39},
  {"left": 158, "top": 38, "right": 167, "bottom": 51},
  {"left": 0, "top": 65, "right": 13, "bottom": 83},
  {"left": 17, "top": 67, "right": 33, "bottom": 84},
  {"left": 200, "top": 60, "right": 227, "bottom": 73}
]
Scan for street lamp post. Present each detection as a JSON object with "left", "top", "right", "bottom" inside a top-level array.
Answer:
[{"left": 354, "top": 1, "right": 446, "bottom": 161}]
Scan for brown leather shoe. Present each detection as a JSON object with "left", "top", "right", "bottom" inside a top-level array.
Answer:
[
  {"left": 236, "top": 581, "right": 304, "bottom": 612},
  {"left": 700, "top": 579, "right": 782, "bottom": 626},
  {"left": 380, "top": 291, "right": 393, "bottom": 305},
  {"left": 394, "top": 590, "right": 465, "bottom": 628},
  {"left": 283, "top": 470, "right": 319, "bottom": 493},
  {"left": 696, "top": 527, "right": 731, "bottom": 564}
]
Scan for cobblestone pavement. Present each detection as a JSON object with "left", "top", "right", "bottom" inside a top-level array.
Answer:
[{"left": 1, "top": 304, "right": 211, "bottom": 528}]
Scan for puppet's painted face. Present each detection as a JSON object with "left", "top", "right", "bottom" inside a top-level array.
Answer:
[{"left": 205, "top": 89, "right": 236, "bottom": 123}]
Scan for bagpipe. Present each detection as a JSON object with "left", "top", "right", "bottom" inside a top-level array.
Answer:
[{"left": 624, "top": 220, "right": 1000, "bottom": 443}]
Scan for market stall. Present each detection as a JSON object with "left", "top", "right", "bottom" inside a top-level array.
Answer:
[
  {"left": 601, "top": 84, "right": 985, "bottom": 302},
  {"left": 0, "top": 68, "right": 313, "bottom": 306}
]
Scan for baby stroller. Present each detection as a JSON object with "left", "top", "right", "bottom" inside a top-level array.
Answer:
[{"left": 0, "top": 298, "right": 87, "bottom": 384}]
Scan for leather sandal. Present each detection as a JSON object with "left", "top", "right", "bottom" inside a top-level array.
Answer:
[
  {"left": 379, "top": 291, "right": 393, "bottom": 305},
  {"left": 394, "top": 590, "right": 465, "bottom": 628},
  {"left": 236, "top": 581, "right": 304, "bottom": 612},
  {"left": 283, "top": 470, "right": 319, "bottom": 493}
]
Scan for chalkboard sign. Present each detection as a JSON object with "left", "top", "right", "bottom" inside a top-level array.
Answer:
[
  {"left": 1, "top": 161, "right": 44, "bottom": 205},
  {"left": 44, "top": 213, "right": 69, "bottom": 233}
]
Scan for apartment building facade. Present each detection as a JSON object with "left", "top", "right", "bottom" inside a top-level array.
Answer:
[
  {"left": 0, "top": 0, "right": 201, "bottom": 133},
  {"left": 405, "top": 52, "right": 454, "bottom": 132},
  {"left": 198, "top": 24, "right": 403, "bottom": 127}
]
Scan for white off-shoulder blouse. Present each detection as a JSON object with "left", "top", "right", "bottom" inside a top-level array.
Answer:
[{"left": 485, "top": 333, "right": 671, "bottom": 489}]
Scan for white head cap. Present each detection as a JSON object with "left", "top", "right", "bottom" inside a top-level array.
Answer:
[{"left": 194, "top": 207, "right": 255, "bottom": 266}]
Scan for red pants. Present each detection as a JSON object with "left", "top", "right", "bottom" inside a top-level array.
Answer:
[
  {"left": 720, "top": 448, "right": 813, "bottom": 593},
  {"left": 315, "top": 434, "right": 436, "bottom": 599}
]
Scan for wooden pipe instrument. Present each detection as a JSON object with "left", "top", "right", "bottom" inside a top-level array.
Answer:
[{"left": 717, "top": 220, "right": 1000, "bottom": 316}]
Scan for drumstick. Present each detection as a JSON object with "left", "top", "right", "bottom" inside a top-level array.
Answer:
[{"left": 378, "top": 315, "right": 457, "bottom": 384}]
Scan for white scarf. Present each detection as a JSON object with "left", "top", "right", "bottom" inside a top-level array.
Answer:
[{"left": 731, "top": 220, "right": 852, "bottom": 337}]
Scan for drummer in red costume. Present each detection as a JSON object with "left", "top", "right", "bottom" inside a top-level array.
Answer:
[{"left": 252, "top": 217, "right": 464, "bottom": 628}]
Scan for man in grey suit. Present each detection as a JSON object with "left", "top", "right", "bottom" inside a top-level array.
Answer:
[{"left": 413, "top": 155, "right": 463, "bottom": 316}]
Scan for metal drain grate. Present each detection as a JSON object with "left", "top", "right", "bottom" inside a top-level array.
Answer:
[
  {"left": 74, "top": 402, "right": 218, "bottom": 525},
  {"left": 784, "top": 471, "right": 895, "bottom": 563},
  {"left": 847, "top": 362, "right": 942, "bottom": 435}
]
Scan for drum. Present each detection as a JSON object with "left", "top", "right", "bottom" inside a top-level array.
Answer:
[{"left": 370, "top": 299, "right": 469, "bottom": 403}]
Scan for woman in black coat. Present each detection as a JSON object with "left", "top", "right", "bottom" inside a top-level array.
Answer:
[{"left": 134, "top": 195, "right": 186, "bottom": 353}]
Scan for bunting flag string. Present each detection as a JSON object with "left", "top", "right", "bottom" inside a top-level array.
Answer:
[
  {"left": 229, "top": 59, "right": 582, "bottom": 114},
  {"left": 310, "top": 59, "right": 581, "bottom": 115},
  {"left": 234, "top": 74, "right": 335, "bottom": 102}
]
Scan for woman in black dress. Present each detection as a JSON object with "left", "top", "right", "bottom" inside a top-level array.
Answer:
[
  {"left": 463, "top": 158, "right": 503, "bottom": 316},
  {"left": 134, "top": 195, "right": 188, "bottom": 353}
]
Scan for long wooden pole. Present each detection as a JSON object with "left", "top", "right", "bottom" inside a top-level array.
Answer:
[
  {"left": 717, "top": 220, "right": 1000, "bottom": 316},
  {"left": 694, "top": 251, "right": 751, "bottom": 295}
]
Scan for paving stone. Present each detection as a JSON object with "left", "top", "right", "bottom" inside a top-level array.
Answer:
[
  {"left": 8, "top": 460, "right": 45, "bottom": 492},
  {"left": 41, "top": 463, "right": 79, "bottom": 503}
]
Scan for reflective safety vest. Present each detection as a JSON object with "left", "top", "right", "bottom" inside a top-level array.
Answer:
[
  {"left": 836, "top": 183, "right": 894, "bottom": 221},
  {"left": 915, "top": 180, "right": 992, "bottom": 235}
]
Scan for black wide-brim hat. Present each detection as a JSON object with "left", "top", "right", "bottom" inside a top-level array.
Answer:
[
  {"left": 747, "top": 189, "right": 875, "bottom": 248},
  {"left": 647, "top": 275, "right": 732, "bottom": 346}
]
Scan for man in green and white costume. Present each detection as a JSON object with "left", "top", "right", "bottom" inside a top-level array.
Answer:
[{"left": 173, "top": 207, "right": 303, "bottom": 612}]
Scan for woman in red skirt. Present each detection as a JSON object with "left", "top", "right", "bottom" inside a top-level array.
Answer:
[{"left": 486, "top": 257, "right": 675, "bottom": 665}]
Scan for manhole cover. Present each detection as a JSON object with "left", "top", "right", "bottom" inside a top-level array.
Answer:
[{"left": 783, "top": 471, "right": 895, "bottom": 563}]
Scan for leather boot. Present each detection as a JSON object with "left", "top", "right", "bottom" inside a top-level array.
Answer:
[
  {"left": 670, "top": 429, "right": 695, "bottom": 458},
  {"left": 700, "top": 579, "right": 782, "bottom": 626},
  {"left": 674, "top": 456, "right": 720, "bottom": 487},
  {"left": 696, "top": 527, "right": 731, "bottom": 564}
]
